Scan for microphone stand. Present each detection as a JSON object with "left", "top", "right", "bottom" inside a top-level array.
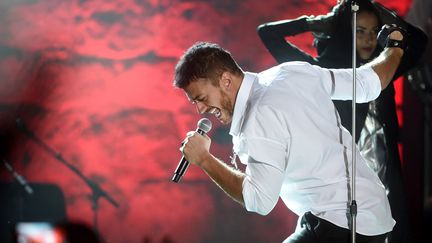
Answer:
[
  {"left": 15, "top": 118, "right": 119, "bottom": 235},
  {"left": 3, "top": 159, "right": 34, "bottom": 195},
  {"left": 350, "top": 1, "right": 359, "bottom": 243}
]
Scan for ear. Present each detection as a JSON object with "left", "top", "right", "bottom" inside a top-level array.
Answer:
[{"left": 219, "top": 72, "right": 232, "bottom": 90}]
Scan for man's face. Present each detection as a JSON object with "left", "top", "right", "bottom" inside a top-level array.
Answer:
[{"left": 184, "top": 78, "right": 234, "bottom": 124}]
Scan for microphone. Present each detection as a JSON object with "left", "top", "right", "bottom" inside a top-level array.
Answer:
[{"left": 172, "top": 118, "right": 212, "bottom": 183}]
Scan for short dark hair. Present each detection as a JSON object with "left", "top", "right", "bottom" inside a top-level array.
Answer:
[{"left": 173, "top": 42, "right": 243, "bottom": 89}]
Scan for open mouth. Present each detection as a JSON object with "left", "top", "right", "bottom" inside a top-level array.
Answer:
[{"left": 210, "top": 108, "right": 222, "bottom": 119}]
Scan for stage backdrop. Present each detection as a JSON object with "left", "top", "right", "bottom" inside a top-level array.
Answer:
[{"left": 0, "top": 0, "right": 413, "bottom": 242}]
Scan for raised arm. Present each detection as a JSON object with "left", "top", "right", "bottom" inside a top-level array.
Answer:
[
  {"left": 257, "top": 2, "right": 350, "bottom": 65},
  {"left": 367, "top": 28, "right": 404, "bottom": 89},
  {"left": 372, "top": 0, "right": 428, "bottom": 78},
  {"left": 257, "top": 16, "right": 319, "bottom": 64}
]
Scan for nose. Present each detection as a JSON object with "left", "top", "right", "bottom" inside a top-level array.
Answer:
[
  {"left": 365, "top": 31, "right": 376, "bottom": 43},
  {"left": 195, "top": 102, "right": 208, "bottom": 114}
]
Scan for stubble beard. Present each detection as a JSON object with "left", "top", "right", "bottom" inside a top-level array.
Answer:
[{"left": 220, "top": 90, "right": 233, "bottom": 124}]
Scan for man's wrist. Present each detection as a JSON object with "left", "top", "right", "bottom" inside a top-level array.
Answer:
[
  {"left": 386, "top": 38, "right": 407, "bottom": 50},
  {"left": 387, "top": 46, "right": 404, "bottom": 59},
  {"left": 197, "top": 151, "right": 214, "bottom": 170}
]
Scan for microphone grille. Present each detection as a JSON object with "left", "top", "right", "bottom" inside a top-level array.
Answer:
[{"left": 197, "top": 118, "right": 212, "bottom": 133}]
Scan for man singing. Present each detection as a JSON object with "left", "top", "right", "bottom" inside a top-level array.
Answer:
[{"left": 173, "top": 26, "right": 406, "bottom": 242}]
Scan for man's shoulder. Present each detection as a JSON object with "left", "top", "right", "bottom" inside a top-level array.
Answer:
[
  {"left": 256, "top": 61, "right": 322, "bottom": 91},
  {"left": 279, "top": 61, "right": 313, "bottom": 68},
  {"left": 260, "top": 61, "right": 315, "bottom": 77}
]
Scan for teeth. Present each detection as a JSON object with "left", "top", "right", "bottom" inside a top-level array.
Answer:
[
  {"left": 209, "top": 108, "right": 221, "bottom": 119},
  {"left": 215, "top": 109, "right": 221, "bottom": 119}
]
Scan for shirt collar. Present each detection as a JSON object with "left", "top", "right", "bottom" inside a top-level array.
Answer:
[{"left": 229, "top": 71, "right": 257, "bottom": 137}]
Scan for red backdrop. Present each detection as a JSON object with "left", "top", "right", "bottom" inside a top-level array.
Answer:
[{"left": 0, "top": 0, "right": 415, "bottom": 242}]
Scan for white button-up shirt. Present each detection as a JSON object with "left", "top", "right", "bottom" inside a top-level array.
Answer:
[{"left": 230, "top": 61, "right": 395, "bottom": 236}]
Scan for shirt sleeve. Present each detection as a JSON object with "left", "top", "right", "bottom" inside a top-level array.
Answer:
[
  {"left": 242, "top": 155, "right": 285, "bottom": 215},
  {"left": 318, "top": 65, "right": 382, "bottom": 102},
  {"left": 236, "top": 106, "right": 290, "bottom": 215}
]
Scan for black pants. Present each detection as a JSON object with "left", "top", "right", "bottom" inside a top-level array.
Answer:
[{"left": 285, "top": 212, "right": 388, "bottom": 243}]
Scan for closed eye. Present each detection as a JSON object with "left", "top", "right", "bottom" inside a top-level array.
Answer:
[{"left": 195, "top": 96, "right": 206, "bottom": 103}]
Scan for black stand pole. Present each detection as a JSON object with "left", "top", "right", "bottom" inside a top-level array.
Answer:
[
  {"left": 3, "top": 159, "right": 34, "bottom": 195},
  {"left": 15, "top": 118, "right": 119, "bottom": 235},
  {"left": 350, "top": 1, "right": 359, "bottom": 243}
]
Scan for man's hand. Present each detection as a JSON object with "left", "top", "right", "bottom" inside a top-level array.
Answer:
[
  {"left": 180, "top": 131, "right": 245, "bottom": 206},
  {"left": 377, "top": 24, "right": 407, "bottom": 51},
  {"left": 180, "top": 131, "right": 211, "bottom": 167},
  {"left": 368, "top": 25, "right": 406, "bottom": 89},
  {"left": 389, "top": 29, "right": 403, "bottom": 41}
]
